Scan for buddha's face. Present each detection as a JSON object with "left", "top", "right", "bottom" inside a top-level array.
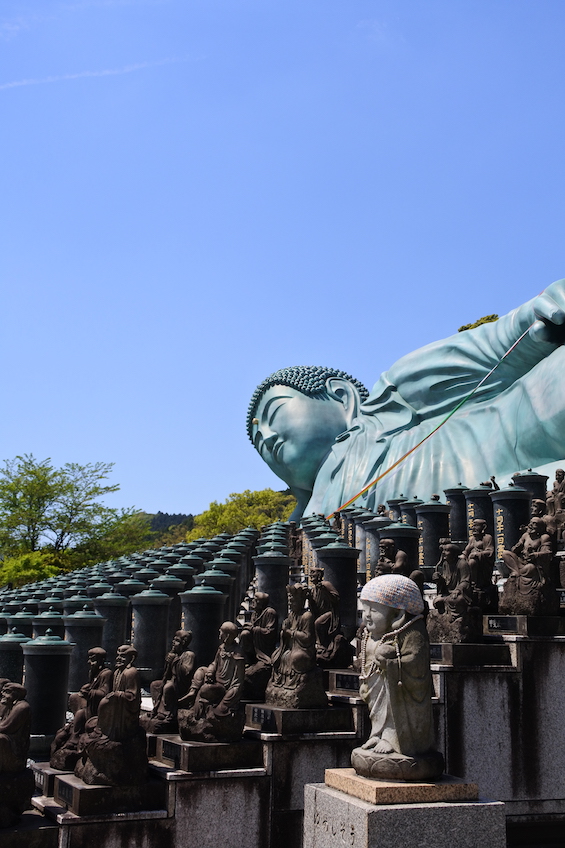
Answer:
[{"left": 251, "top": 385, "right": 349, "bottom": 492}]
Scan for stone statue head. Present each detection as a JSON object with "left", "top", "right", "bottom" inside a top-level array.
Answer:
[
  {"left": 471, "top": 518, "right": 487, "bottom": 538},
  {"left": 115, "top": 644, "right": 137, "bottom": 669},
  {"left": 219, "top": 621, "right": 238, "bottom": 645},
  {"left": 0, "top": 683, "right": 26, "bottom": 711},
  {"left": 252, "top": 592, "right": 269, "bottom": 613},
  {"left": 287, "top": 582, "right": 309, "bottom": 613},
  {"left": 247, "top": 366, "right": 369, "bottom": 495},
  {"left": 528, "top": 516, "right": 546, "bottom": 537},
  {"left": 556, "top": 469, "right": 565, "bottom": 482},
  {"left": 359, "top": 574, "right": 424, "bottom": 638},
  {"left": 87, "top": 647, "right": 107, "bottom": 672},
  {"left": 379, "top": 538, "right": 397, "bottom": 559},
  {"left": 531, "top": 499, "right": 547, "bottom": 517},
  {"left": 310, "top": 566, "right": 324, "bottom": 585},
  {"left": 172, "top": 630, "right": 192, "bottom": 652}
]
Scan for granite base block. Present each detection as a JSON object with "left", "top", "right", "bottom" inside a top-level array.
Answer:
[
  {"left": 152, "top": 733, "right": 263, "bottom": 771},
  {"left": 32, "top": 762, "right": 72, "bottom": 798},
  {"left": 245, "top": 704, "right": 352, "bottom": 734},
  {"left": 429, "top": 642, "right": 513, "bottom": 667},
  {"left": 54, "top": 773, "right": 167, "bottom": 817},
  {"left": 483, "top": 615, "right": 565, "bottom": 637},
  {"left": 304, "top": 783, "right": 506, "bottom": 848},
  {"left": 325, "top": 768, "right": 479, "bottom": 805}
]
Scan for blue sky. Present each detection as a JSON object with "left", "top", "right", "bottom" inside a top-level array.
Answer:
[{"left": 1, "top": 0, "right": 565, "bottom": 515}]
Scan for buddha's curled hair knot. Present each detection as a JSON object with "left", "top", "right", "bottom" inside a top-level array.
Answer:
[{"left": 247, "top": 365, "right": 369, "bottom": 441}]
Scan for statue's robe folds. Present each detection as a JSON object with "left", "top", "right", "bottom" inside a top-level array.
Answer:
[
  {"left": 307, "top": 281, "right": 565, "bottom": 516},
  {"left": 0, "top": 701, "right": 31, "bottom": 773},
  {"left": 360, "top": 619, "right": 436, "bottom": 759},
  {"left": 97, "top": 666, "right": 141, "bottom": 741}
]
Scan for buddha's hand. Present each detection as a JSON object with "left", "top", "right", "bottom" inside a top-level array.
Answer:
[{"left": 530, "top": 280, "right": 565, "bottom": 344}]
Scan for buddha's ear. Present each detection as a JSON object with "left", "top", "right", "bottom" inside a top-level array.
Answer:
[{"left": 325, "top": 377, "right": 361, "bottom": 424}]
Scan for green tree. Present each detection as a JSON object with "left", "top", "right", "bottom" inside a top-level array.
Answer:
[
  {"left": 187, "top": 489, "right": 296, "bottom": 539},
  {"left": 458, "top": 314, "right": 499, "bottom": 332},
  {"left": 0, "top": 551, "right": 62, "bottom": 589},
  {"left": 0, "top": 455, "right": 151, "bottom": 576}
]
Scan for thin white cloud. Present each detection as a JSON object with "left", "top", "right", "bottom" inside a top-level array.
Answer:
[{"left": 0, "top": 55, "right": 189, "bottom": 91}]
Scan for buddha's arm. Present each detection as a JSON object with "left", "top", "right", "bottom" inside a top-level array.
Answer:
[{"left": 376, "top": 280, "right": 565, "bottom": 418}]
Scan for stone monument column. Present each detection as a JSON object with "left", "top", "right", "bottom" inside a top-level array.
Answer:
[
  {"left": 315, "top": 540, "right": 360, "bottom": 643},
  {"left": 253, "top": 551, "right": 291, "bottom": 630},
  {"left": 22, "top": 632, "right": 73, "bottom": 739},
  {"left": 179, "top": 583, "right": 226, "bottom": 667},
  {"left": 131, "top": 588, "right": 171, "bottom": 685},
  {"left": 92, "top": 591, "right": 129, "bottom": 660},
  {"left": 444, "top": 484, "right": 470, "bottom": 545}
]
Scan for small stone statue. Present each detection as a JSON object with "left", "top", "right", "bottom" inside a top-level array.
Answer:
[
  {"left": 0, "top": 683, "right": 30, "bottom": 773},
  {"left": 265, "top": 584, "right": 327, "bottom": 709},
  {"left": 240, "top": 593, "right": 278, "bottom": 700},
  {"left": 0, "top": 682, "right": 33, "bottom": 828},
  {"left": 351, "top": 575, "right": 444, "bottom": 781},
  {"left": 499, "top": 518, "right": 559, "bottom": 616},
  {"left": 179, "top": 622, "right": 245, "bottom": 742},
  {"left": 75, "top": 645, "right": 147, "bottom": 786},
  {"left": 374, "top": 538, "right": 410, "bottom": 578},
  {"left": 308, "top": 567, "right": 354, "bottom": 668},
  {"left": 547, "top": 468, "right": 565, "bottom": 516},
  {"left": 51, "top": 647, "right": 112, "bottom": 769},
  {"left": 142, "top": 631, "right": 195, "bottom": 733},
  {"left": 428, "top": 543, "right": 481, "bottom": 643},
  {"left": 376, "top": 504, "right": 388, "bottom": 516},
  {"left": 463, "top": 518, "right": 498, "bottom": 611}
]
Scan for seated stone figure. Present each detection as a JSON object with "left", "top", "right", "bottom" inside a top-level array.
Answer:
[
  {"left": 51, "top": 647, "right": 112, "bottom": 769},
  {"left": 142, "top": 630, "right": 195, "bottom": 733},
  {"left": 374, "top": 538, "right": 410, "bottom": 578},
  {"left": 248, "top": 281, "right": 565, "bottom": 520},
  {"left": 239, "top": 593, "right": 278, "bottom": 700},
  {"left": 0, "top": 683, "right": 30, "bottom": 773},
  {"left": 351, "top": 575, "right": 444, "bottom": 781},
  {"left": 428, "top": 544, "right": 480, "bottom": 643},
  {"left": 499, "top": 518, "right": 558, "bottom": 616},
  {"left": 307, "top": 567, "right": 354, "bottom": 668},
  {"left": 547, "top": 468, "right": 565, "bottom": 516},
  {"left": 463, "top": 518, "right": 498, "bottom": 612},
  {"left": 179, "top": 622, "right": 245, "bottom": 742},
  {"left": 265, "top": 584, "right": 327, "bottom": 709},
  {"left": 75, "top": 645, "right": 147, "bottom": 786},
  {"left": 0, "top": 682, "right": 33, "bottom": 829}
]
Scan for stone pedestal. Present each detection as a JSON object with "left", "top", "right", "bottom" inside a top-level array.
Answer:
[
  {"left": 245, "top": 704, "right": 353, "bottom": 735},
  {"left": 54, "top": 773, "right": 167, "bottom": 817},
  {"left": 148, "top": 733, "right": 263, "bottom": 771},
  {"left": 304, "top": 781, "right": 505, "bottom": 848}
]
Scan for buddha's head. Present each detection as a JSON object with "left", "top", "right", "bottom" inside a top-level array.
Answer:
[{"left": 247, "top": 366, "right": 368, "bottom": 497}]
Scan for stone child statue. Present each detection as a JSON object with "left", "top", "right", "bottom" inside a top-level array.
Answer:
[
  {"left": 51, "top": 647, "right": 113, "bottom": 769},
  {"left": 351, "top": 574, "right": 444, "bottom": 781},
  {"left": 179, "top": 622, "right": 245, "bottom": 742},
  {"left": 142, "top": 630, "right": 196, "bottom": 733}
]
